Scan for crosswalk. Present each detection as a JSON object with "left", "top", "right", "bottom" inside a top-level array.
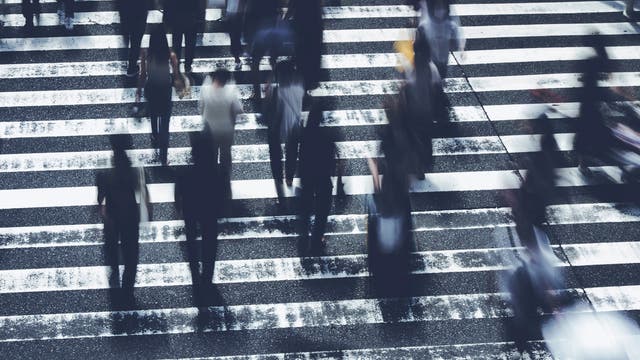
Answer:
[{"left": 1, "top": 0, "right": 640, "bottom": 358}]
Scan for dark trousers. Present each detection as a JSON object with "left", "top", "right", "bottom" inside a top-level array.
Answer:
[
  {"left": 268, "top": 131, "right": 285, "bottom": 203},
  {"left": 21, "top": 0, "right": 40, "bottom": 21},
  {"left": 172, "top": 24, "right": 198, "bottom": 69},
  {"left": 56, "top": 0, "right": 75, "bottom": 17},
  {"left": 121, "top": 11, "right": 148, "bottom": 68},
  {"left": 212, "top": 135, "right": 232, "bottom": 198},
  {"left": 184, "top": 216, "right": 219, "bottom": 287},
  {"left": 299, "top": 179, "right": 332, "bottom": 250},
  {"left": 284, "top": 132, "right": 300, "bottom": 183},
  {"left": 228, "top": 14, "right": 243, "bottom": 61},
  {"left": 104, "top": 221, "right": 140, "bottom": 292},
  {"left": 150, "top": 112, "right": 171, "bottom": 165}
]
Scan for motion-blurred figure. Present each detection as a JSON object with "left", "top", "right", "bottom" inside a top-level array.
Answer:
[
  {"left": 199, "top": 69, "right": 243, "bottom": 200},
  {"left": 298, "top": 101, "right": 338, "bottom": 255},
  {"left": 276, "top": 61, "right": 304, "bottom": 187},
  {"left": 174, "top": 131, "right": 221, "bottom": 297},
  {"left": 136, "top": 26, "right": 182, "bottom": 166},
  {"left": 224, "top": 0, "right": 244, "bottom": 70},
  {"left": 286, "top": 0, "right": 324, "bottom": 90},
  {"left": 418, "top": 0, "right": 464, "bottom": 79},
  {"left": 21, "top": 0, "right": 40, "bottom": 31},
  {"left": 624, "top": 0, "right": 637, "bottom": 20},
  {"left": 56, "top": 0, "right": 74, "bottom": 30},
  {"left": 366, "top": 99, "right": 414, "bottom": 296},
  {"left": 117, "top": 0, "right": 148, "bottom": 77},
  {"left": 98, "top": 134, "right": 150, "bottom": 307},
  {"left": 164, "top": 0, "right": 200, "bottom": 74}
]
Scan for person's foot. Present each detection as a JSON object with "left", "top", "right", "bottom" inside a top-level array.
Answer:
[
  {"left": 184, "top": 64, "right": 193, "bottom": 74},
  {"left": 234, "top": 59, "right": 242, "bottom": 71},
  {"left": 623, "top": 9, "right": 638, "bottom": 20},
  {"left": 285, "top": 177, "right": 293, "bottom": 187},
  {"left": 24, "top": 18, "right": 34, "bottom": 31},
  {"left": 64, "top": 16, "right": 73, "bottom": 31},
  {"left": 126, "top": 63, "right": 139, "bottom": 77}
]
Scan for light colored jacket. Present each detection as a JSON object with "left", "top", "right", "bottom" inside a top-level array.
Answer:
[
  {"left": 418, "top": 13, "right": 464, "bottom": 67},
  {"left": 199, "top": 76, "right": 243, "bottom": 142}
]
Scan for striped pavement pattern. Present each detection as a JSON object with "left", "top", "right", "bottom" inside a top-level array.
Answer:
[{"left": 1, "top": 0, "right": 640, "bottom": 358}]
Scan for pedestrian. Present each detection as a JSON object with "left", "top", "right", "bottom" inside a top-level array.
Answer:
[
  {"left": 21, "top": 0, "right": 41, "bottom": 31},
  {"left": 418, "top": 0, "right": 464, "bottom": 79},
  {"left": 298, "top": 101, "right": 337, "bottom": 255},
  {"left": 164, "top": 0, "right": 200, "bottom": 74},
  {"left": 624, "top": 0, "right": 637, "bottom": 20},
  {"left": 243, "top": 0, "right": 279, "bottom": 51},
  {"left": 286, "top": 0, "right": 324, "bottom": 90},
  {"left": 116, "top": 0, "right": 149, "bottom": 77},
  {"left": 175, "top": 131, "right": 221, "bottom": 299},
  {"left": 56, "top": 0, "right": 75, "bottom": 30},
  {"left": 224, "top": 0, "right": 245, "bottom": 71},
  {"left": 97, "top": 134, "right": 150, "bottom": 307},
  {"left": 199, "top": 69, "right": 243, "bottom": 200},
  {"left": 276, "top": 60, "right": 304, "bottom": 187},
  {"left": 136, "top": 26, "right": 182, "bottom": 166}
]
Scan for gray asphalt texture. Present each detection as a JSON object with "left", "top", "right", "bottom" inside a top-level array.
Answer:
[{"left": 1, "top": 0, "right": 640, "bottom": 358}]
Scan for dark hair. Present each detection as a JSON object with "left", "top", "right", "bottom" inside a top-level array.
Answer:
[
  {"left": 148, "top": 26, "right": 170, "bottom": 63},
  {"left": 211, "top": 69, "right": 231, "bottom": 86},
  {"left": 427, "top": 0, "right": 451, "bottom": 18},
  {"left": 109, "top": 133, "right": 133, "bottom": 169}
]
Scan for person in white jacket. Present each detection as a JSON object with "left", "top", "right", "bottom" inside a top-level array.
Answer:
[
  {"left": 199, "top": 69, "right": 243, "bottom": 198},
  {"left": 417, "top": 0, "right": 464, "bottom": 79}
]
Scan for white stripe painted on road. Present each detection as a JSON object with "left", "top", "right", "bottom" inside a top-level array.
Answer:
[
  {"left": 2, "top": 22, "right": 638, "bottom": 53},
  {"left": 0, "top": 134, "right": 580, "bottom": 173},
  {"left": 2, "top": 73, "right": 639, "bottom": 108},
  {"left": 0, "top": 168, "right": 524, "bottom": 209},
  {"left": 3, "top": 241, "right": 640, "bottom": 294},
  {"left": 1, "top": 202, "right": 637, "bottom": 249},
  {"left": 455, "top": 46, "right": 640, "bottom": 65},
  {"left": 2, "top": 285, "right": 638, "bottom": 342}
]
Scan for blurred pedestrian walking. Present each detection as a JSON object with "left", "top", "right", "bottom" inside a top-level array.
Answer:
[
  {"left": 117, "top": 0, "right": 149, "bottom": 77},
  {"left": 56, "top": 0, "right": 74, "bottom": 30},
  {"left": 164, "top": 0, "right": 200, "bottom": 74},
  {"left": 624, "top": 0, "right": 637, "bottom": 20},
  {"left": 175, "top": 131, "right": 221, "bottom": 299},
  {"left": 298, "top": 100, "right": 338, "bottom": 255},
  {"left": 21, "top": 0, "right": 40, "bottom": 31},
  {"left": 199, "top": 69, "right": 243, "bottom": 200},
  {"left": 276, "top": 61, "right": 304, "bottom": 188},
  {"left": 97, "top": 134, "right": 150, "bottom": 308},
  {"left": 418, "top": 0, "right": 464, "bottom": 79},
  {"left": 136, "top": 26, "right": 183, "bottom": 166},
  {"left": 223, "top": 0, "right": 245, "bottom": 71},
  {"left": 286, "top": 0, "right": 324, "bottom": 90}
]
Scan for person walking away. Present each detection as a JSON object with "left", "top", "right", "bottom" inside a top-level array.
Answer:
[
  {"left": 97, "top": 134, "right": 150, "bottom": 308},
  {"left": 286, "top": 0, "right": 324, "bottom": 90},
  {"left": 164, "top": 0, "right": 200, "bottom": 74},
  {"left": 199, "top": 69, "right": 243, "bottom": 200},
  {"left": 298, "top": 101, "right": 337, "bottom": 255},
  {"left": 56, "top": 0, "right": 74, "bottom": 30},
  {"left": 276, "top": 61, "right": 304, "bottom": 187},
  {"left": 175, "top": 132, "right": 221, "bottom": 300},
  {"left": 21, "top": 0, "right": 41, "bottom": 31},
  {"left": 136, "top": 26, "right": 182, "bottom": 166},
  {"left": 117, "top": 0, "right": 149, "bottom": 77}
]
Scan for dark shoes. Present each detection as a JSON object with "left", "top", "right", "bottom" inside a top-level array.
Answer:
[{"left": 126, "top": 64, "right": 139, "bottom": 78}]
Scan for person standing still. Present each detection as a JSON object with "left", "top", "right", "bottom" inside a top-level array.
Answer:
[
  {"left": 21, "top": 0, "right": 41, "bottom": 31},
  {"left": 164, "top": 0, "right": 200, "bottom": 74},
  {"left": 117, "top": 0, "right": 149, "bottom": 77}
]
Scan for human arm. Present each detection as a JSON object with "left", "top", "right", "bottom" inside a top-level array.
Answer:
[
  {"left": 136, "top": 50, "right": 147, "bottom": 103},
  {"left": 367, "top": 157, "right": 381, "bottom": 193}
]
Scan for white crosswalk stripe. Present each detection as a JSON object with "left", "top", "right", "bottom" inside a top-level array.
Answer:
[{"left": 1, "top": 0, "right": 640, "bottom": 358}]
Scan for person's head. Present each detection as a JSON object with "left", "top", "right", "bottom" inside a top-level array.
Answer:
[
  {"left": 211, "top": 69, "right": 231, "bottom": 87},
  {"left": 275, "top": 60, "right": 297, "bottom": 86},
  {"left": 428, "top": 0, "right": 451, "bottom": 20},
  {"left": 109, "top": 133, "right": 133, "bottom": 169},
  {"left": 148, "top": 26, "right": 170, "bottom": 62}
]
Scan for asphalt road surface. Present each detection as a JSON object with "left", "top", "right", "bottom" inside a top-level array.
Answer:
[{"left": 1, "top": 0, "right": 640, "bottom": 358}]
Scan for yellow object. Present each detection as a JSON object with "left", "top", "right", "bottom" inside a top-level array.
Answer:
[{"left": 394, "top": 40, "right": 415, "bottom": 72}]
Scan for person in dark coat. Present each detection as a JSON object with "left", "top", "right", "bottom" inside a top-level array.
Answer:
[
  {"left": 174, "top": 131, "right": 221, "bottom": 295},
  {"left": 286, "top": 0, "right": 324, "bottom": 90},
  {"left": 164, "top": 0, "right": 200, "bottom": 74},
  {"left": 298, "top": 101, "right": 337, "bottom": 254},
  {"left": 117, "top": 0, "right": 149, "bottom": 77},
  {"left": 97, "top": 134, "right": 149, "bottom": 307},
  {"left": 21, "top": 0, "right": 41, "bottom": 31}
]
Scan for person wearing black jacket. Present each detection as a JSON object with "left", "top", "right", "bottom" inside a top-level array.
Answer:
[
  {"left": 164, "top": 0, "right": 200, "bottom": 74},
  {"left": 174, "top": 131, "right": 221, "bottom": 296},
  {"left": 116, "top": 0, "right": 149, "bottom": 77},
  {"left": 298, "top": 101, "right": 337, "bottom": 254},
  {"left": 286, "top": 0, "right": 324, "bottom": 90},
  {"left": 97, "top": 134, "right": 148, "bottom": 307}
]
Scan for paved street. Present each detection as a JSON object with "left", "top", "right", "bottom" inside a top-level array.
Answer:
[{"left": 1, "top": 0, "right": 640, "bottom": 358}]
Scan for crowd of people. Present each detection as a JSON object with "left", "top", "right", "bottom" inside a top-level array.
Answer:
[{"left": 16, "top": 0, "right": 638, "bottom": 355}]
